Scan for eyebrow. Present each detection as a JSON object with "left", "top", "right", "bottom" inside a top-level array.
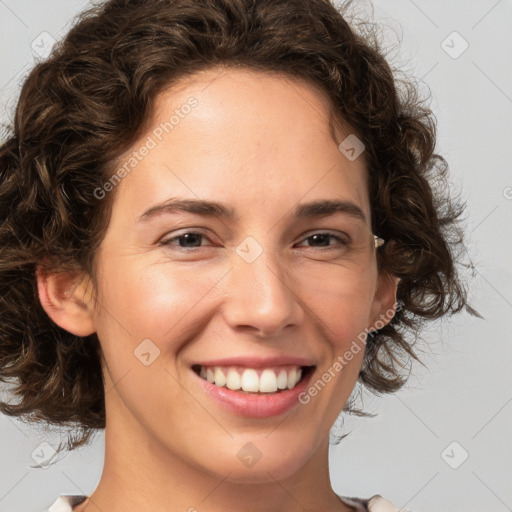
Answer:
[{"left": 137, "top": 198, "right": 367, "bottom": 224}]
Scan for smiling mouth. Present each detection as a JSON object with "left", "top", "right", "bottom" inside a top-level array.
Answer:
[{"left": 192, "top": 364, "right": 315, "bottom": 394}]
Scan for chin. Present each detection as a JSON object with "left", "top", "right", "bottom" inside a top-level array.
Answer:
[{"left": 195, "top": 434, "right": 318, "bottom": 484}]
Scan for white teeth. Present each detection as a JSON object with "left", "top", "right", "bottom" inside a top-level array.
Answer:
[
  {"left": 277, "top": 369, "right": 288, "bottom": 390},
  {"left": 287, "top": 368, "right": 297, "bottom": 389},
  {"left": 241, "top": 369, "right": 259, "bottom": 392},
  {"left": 197, "top": 365, "right": 306, "bottom": 393},
  {"left": 226, "top": 368, "right": 242, "bottom": 390},
  {"left": 259, "top": 369, "right": 278, "bottom": 393},
  {"left": 214, "top": 367, "right": 226, "bottom": 387}
]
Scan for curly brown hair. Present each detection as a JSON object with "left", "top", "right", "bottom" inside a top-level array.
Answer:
[{"left": 0, "top": 0, "right": 477, "bottom": 452}]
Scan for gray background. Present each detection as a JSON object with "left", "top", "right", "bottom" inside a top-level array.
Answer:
[{"left": 0, "top": 1, "right": 511, "bottom": 511}]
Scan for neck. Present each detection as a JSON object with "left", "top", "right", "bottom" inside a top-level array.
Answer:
[{"left": 73, "top": 414, "right": 353, "bottom": 512}]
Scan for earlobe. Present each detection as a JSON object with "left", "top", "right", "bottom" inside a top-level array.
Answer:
[
  {"left": 368, "top": 272, "right": 401, "bottom": 333},
  {"left": 36, "top": 266, "right": 96, "bottom": 337}
]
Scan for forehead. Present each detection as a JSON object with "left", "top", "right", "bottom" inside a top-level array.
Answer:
[{"left": 111, "top": 66, "right": 371, "bottom": 226}]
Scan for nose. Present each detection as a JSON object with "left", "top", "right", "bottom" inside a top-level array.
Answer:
[{"left": 221, "top": 246, "right": 304, "bottom": 337}]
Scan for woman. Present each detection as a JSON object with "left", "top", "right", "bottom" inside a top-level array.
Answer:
[{"left": 0, "top": 1, "right": 474, "bottom": 511}]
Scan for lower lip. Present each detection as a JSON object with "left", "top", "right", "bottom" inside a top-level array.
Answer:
[{"left": 194, "top": 368, "right": 314, "bottom": 418}]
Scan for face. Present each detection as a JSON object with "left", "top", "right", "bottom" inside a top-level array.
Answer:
[{"left": 56, "top": 67, "right": 396, "bottom": 483}]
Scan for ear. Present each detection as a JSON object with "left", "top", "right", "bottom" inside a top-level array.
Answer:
[
  {"left": 367, "top": 270, "right": 401, "bottom": 333},
  {"left": 36, "top": 265, "right": 96, "bottom": 337}
]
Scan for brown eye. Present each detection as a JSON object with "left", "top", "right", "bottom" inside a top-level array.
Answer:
[
  {"left": 296, "top": 232, "right": 350, "bottom": 249},
  {"left": 160, "top": 232, "right": 210, "bottom": 249}
]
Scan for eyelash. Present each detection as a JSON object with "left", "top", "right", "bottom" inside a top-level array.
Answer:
[{"left": 159, "top": 230, "right": 351, "bottom": 251}]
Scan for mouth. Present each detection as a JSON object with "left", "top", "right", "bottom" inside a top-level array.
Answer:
[
  {"left": 190, "top": 356, "right": 317, "bottom": 418},
  {"left": 192, "top": 364, "right": 315, "bottom": 394}
]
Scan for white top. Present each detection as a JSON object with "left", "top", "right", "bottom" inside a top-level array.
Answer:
[{"left": 44, "top": 493, "right": 403, "bottom": 511}]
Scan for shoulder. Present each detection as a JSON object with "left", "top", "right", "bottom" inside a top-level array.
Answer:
[
  {"left": 48, "top": 493, "right": 408, "bottom": 512},
  {"left": 44, "top": 495, "right": 87, "bottom": 512},
  {"left": 338, "top": 493, "right": 405, "bottom": 511},
  {"left": 367, "top": 495, "right": 405, "bottom": 511}
]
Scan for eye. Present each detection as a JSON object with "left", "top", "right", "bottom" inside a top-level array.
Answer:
[
  {"left": 295, "top": 232, "right": 350, "bottom": 250},
  {"left": 160, "top": 231, "right": 212, "bottom": 249}
]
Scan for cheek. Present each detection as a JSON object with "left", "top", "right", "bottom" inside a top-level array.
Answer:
[
  {"left": 91, "top": 261, "right": 218, "bottom": 420},
  {"left": 299, "top": 267, "right": 376, "bottom": 350},
  {"left": 95, "top": 259, "right": 217, "bottom": 338}
]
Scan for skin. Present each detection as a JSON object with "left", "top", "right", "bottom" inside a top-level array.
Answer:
[{"left": 37, "top": 66, "right": 399, "bottom": 512}]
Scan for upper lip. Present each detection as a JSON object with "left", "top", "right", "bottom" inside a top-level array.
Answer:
[{"left": 191, "top": 355, "right": 316, "bottom": 368}]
